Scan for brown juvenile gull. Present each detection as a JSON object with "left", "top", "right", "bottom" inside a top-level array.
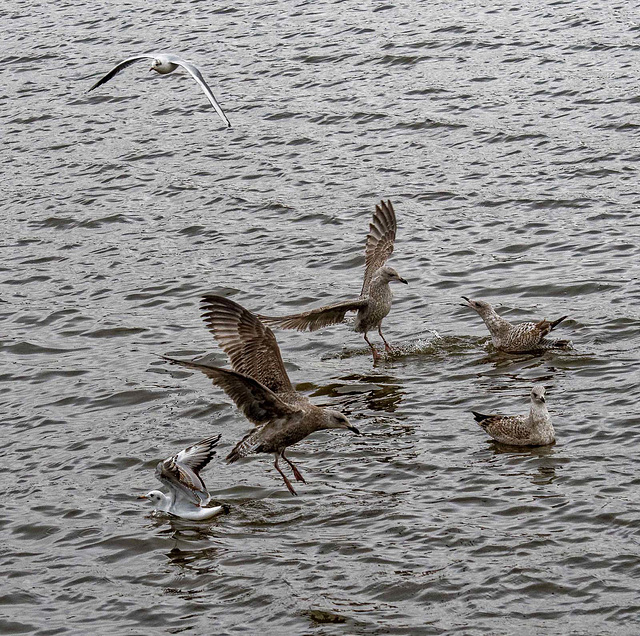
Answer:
[
  {"left": 162, "top": 295, "right": 360, "bottom": 496},
  {"left": 471, "top": 384, "right": 555, "bottom": 446},
  {"left": 259, "top": 200, "right": 408, "bottom": 363},
  {"left": 138, "top": 433, "right": 227, "bottom": 520},
  {"left": 88, "top": 53, "right": 231, "bottom": 127},
  {"left": 462, "top": 296, "right": 570, "bottom": 353}
]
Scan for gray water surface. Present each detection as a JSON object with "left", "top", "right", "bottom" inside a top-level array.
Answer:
[{"left": 3, "top": 1, "right": 640, "bottom": 634}]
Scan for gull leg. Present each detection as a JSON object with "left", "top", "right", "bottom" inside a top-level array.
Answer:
[
  {"left": 274, "top": 453, "right": 297, "bottom": 496},
  {"left": 282, "top": 450, "right": 306, "bottom": 483},
  {"left": 378, "top": 325, "right": 393, "bottom": 354},
  {"left": 363, "top": 333, "right": 379, "bottom": 363}
]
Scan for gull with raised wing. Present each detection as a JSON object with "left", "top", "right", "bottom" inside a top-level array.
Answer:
[
  {"left": 260, "top": 200, "right": 407, "bottom": 363},
  {"left": 138, "top": 433, "right": 227, "bottom": 520},
  {"left": 462, "top": 297, "right": 570, "bottom": 353},
  {"left": 162, "top": 295, "right": 360, "bottom": 496},
  {"left": 471, "top": 384, "right": 555, "bottom": 446},
  {"left": 88, "top": 53, "right": 231, "bottom": 127}
]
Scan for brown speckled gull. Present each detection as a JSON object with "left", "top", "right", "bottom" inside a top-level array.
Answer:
[
  {"left": 259, "top": 200, "right": 408, "bottom": 363},
  {"left": 462, "top": 297, "right": 570, "bottom": 353},
  {"left": 163, "top": 295, "right": 360, "bottom": 496},
  {"left": 472, "top": 385, "right": 555, "bottom": 446}
]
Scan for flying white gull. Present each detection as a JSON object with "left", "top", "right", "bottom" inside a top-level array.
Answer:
[
  {"left": 163, "top": 295, "right": 360, "bottom": 496},
  {"left": 472, "top": 384, "right": 555, "bottom": 446},
  {"left": 259, "top": 200, "right": 408, "bottom": 363},
  {"left": 462, "top": 296, "right": 570, "bottom": 353},
  {"left": 88, "top": 53, "right": 231, "bottom": 127},
  {"left": 138, "top": 433, "right": 227, "bottom": 520}
]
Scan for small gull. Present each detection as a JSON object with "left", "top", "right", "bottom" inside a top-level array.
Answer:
[
  {"left": 138, "top": 433, "right": 227, "bottom": 520},
  {"left": 163, "top": 295, "right": 360, "bottom": 496},
  {"left": 88, "top": 53, "right": 231, "bottom": 127},
  {"left": 260, "top": 200, "right": 408, "bottom": 363},
  {"left": 462, "top": 296, "right": 570, "bottom": 353},
  {"left": 472, "top": 384, "right": 555, "bottom": 446}
]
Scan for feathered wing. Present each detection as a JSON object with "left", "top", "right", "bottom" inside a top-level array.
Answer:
[
  {"left": 472, "top": 413, "right": 529, "bottom": 441},
  {"left": 259, "top": 298, "right": 367, "bottom": 332},
  {"left": 163, "top": 357, "right": 300, "bottom": 426},
  {"left": 176, "top": 60, "right": 231, "bottom": 127},
  {"left": 506, "top": 316, "right": 569, "bottom": 351},
  {"left": 360, "top": 199, "right": 397, "bottom": 295},
  {"left": 87, "top": 55, "right": 154, "bottom": 92},
  {"left": 155, "top": 435, "right": 221, "bottom": 508},
  {"left": 200, "top": 295, "right": 295, "bottom": 394}
]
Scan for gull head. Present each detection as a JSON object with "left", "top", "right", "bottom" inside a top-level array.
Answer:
[
  {"left": 379, "top": 266, "right": 408, "bottom": 285},
  {"left": 530, "top": 384, "right": 546, "bottom": 404},
  {"left": 461, "top": 296, "right": 492, "bottom": 316},
  {"left": 138, "top": 490, "right": 165, "bottom": 506},
  {"left": 325, "top": 409, "right": 360, "bottom": 435}
]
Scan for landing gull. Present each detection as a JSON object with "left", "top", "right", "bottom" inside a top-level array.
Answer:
[
  {"left": 88, "top": 53, "right": 231, "bottom": 127},
  {"left": 138, "top": 433, "right": 227, "bottom": 520},
  {"left": 472, "top": 384, "right": 555, "bottom": 446},
  {"left": 259, "top": 200, "right": 408, "bottom": 363},
  {"left": 462, "top": 296, "right": 570, "bottom": 353},
  {"left": 163, "top": 295, "right": 360, "bottom": 496}
]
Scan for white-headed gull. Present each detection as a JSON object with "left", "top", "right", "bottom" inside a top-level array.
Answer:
[
  {"left": 88, "top": 53, "right": 231, "bottom": 127},
  {"left": 139, "top": 433, "right": 227, "bottom": 520}
]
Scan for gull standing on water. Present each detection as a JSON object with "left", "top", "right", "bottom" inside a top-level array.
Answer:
[
  {"left": 462, "top": 297, "right": 570, "bottom": 353},
  {"left": 260, "top": 200, "right": 408, "bottom": 363},
  {"left": 138, "top": 434, "right": 227, "bottom": 520},
  {"left": 471, "top": 384, "right": 555, "bottom": 446},
  {"left": 163, "top": 295, "right": 360, "bottom": 496},
  {"left": 88, "top": 53, "right": 231, "bottom": 127}
]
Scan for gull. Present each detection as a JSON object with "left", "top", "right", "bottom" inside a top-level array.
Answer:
[
  {"left": 471, "top": 384, "right": 555, "bottom": 446},
  {"left": 138, "top": 433, "right": 227, "bottom": 520},
  {"left": 162, "top": 295, "right": 360, "bottom": 496},
  {"left": 259, "top": 200, "right": 407, "bottom": 363},
  {"left": 462, "top": 297, "right": 570, "bottom": 353},
  {"left": 88, "top": 53, "right": 231, "bottom": 127}
]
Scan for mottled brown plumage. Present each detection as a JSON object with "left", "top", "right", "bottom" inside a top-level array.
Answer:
[
  {"left": 462, "top": 297, "right": 570, "bottom": 353},
  {"left": 472, "top": 385, "right": 555, "bottom": 446},
  {"left": 260, "top": 200, "right": 407, "bottom": 362},
  {"left": 163, "top": 295, "right": 360, "bottom": 495}
]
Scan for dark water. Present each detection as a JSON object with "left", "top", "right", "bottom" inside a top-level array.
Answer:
[{"left": 3, "top": 1, "right": 640, "bottom": 634}]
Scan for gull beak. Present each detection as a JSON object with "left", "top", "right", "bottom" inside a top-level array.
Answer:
[
  {"left": 461, "top": 296, "right": 472, "bottom": 307},
  {"left": 349, "top": 425, "right": 361, "bottom": 435},
  {"left": 399, "top": 277, "right": 408, "bottom": 284},
  {"left": 540, "top": 396, "right": 546, "bottom": 403},
  {"left": 149, "top": 67, "right": 155, "bottom": 73},
  {"left": 137, "top": 494, "right": 148, "bottom": 500}
]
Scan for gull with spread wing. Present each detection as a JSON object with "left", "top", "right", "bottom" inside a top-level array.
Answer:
[
  {"left": 88, "top": 53, "right": 231, "bottom": 127},
  {"left": 260, "top": 200, "right": 407, "bottom": 363},
  {"left": 138, "top": 433, "right": 227, "bottom": 520},
  {"left": 163, "top": 295, "right": 360, "bottom": 496}
]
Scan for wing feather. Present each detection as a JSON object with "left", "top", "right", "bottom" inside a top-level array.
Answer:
[
  {"left": 361, "top": 200, "right": 397, "bottom": 295},
  {"left": 259, "top": 298, "right": 367, "bottom": 332},
  {"left": 177, "top": 60, "right": 231, "bottom": 127},
  {"left": 87, "top": 55, "right": 155, "bottom": 92},
  {"left": 200, "top": 295, "right": 294, "bottom": 394}
]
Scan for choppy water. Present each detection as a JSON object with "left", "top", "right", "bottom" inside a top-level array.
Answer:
[{"left": 3, "top": 1, "right": 640, "bottom": 634}]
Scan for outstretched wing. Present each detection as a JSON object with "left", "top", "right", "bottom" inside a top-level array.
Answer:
[
  {"left": 155, "top": 434, "right": 221, "bottom": 507},
  {"left": 174, "top": 59, "right": 231, "bottom": 127},
  {"left": 87, "top": 55, "right": 155, "bottom": 92},
  {"left": 535, "top": 315, "right": 568, "bottom": 338},
  {"left": 163, "top": 356, "right": 299, "bottom": 426},
  {"left": 200, "top": 295, "right": 294, "bottom": 395},
  {"left": 361, "top": 200, "right": 397, "bottom": 295},
  {"left": 259, "top": 298, "right": 367, "bottom": 332}
]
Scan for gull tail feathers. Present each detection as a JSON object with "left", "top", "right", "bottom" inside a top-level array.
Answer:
[{"left": 226, "top": 429, "right": 264, "bottom": 463}]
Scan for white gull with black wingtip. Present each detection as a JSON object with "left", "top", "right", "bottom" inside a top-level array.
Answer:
[
  {"left": 88, "top": 53, "right": 231, "bottom": 127},
  {"left": 139, "top": 433, "right": 227, "bottom": 520}
]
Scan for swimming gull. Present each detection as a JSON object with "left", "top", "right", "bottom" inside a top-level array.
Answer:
[
  {"left": 162, "top": 295, "right": 360, "bottom": 496},
  {"left": 462, "top": 297, "right": 570, "bottom": 353},
  {"left": 259, "top": 200, "right": 407, "bottom": 363},
  {"left": 138, "top": 433, "right": 227, "bottom": 520},
  {"left": 471, "top": 384, "right": 555, "bottom": 446},
  {"left": 88, "top": 53, "right": 231, "bottom": 127}
]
